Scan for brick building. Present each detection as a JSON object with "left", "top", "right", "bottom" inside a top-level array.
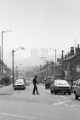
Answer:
[{"left": 62, "top": 44, "right": 80, "bottom": 83}]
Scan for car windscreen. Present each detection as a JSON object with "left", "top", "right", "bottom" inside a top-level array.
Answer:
[
  {"left": 54, "top": 80, "right": 70, "bottom": 87},
  {"left": 15, "top": 79, "right": 25, "bottom": 85}
]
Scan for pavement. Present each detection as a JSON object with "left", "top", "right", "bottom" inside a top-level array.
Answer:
[
  {"left": 0, "top": 85, "right": 13, "bottom": 95},
  {"left": 0, "top": 84, "right": 79, "bottom": 120}
]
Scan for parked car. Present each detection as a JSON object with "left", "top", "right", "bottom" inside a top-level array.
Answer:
[
  {"left": 13, "top": 78, "right": 26, "bottom": 90},
  {"left": 50, "top": 79, "right": 71, "bottom": 95},
  {"left": 73, "top": 79, "right": 80, "bottom": 100},
  {"left": 45, "top": 76, "right": 54, "bottom": 89},
  {"left": 72, "top": 81, "right": 77, "bottom": 93},
  {"left": 0, "top": 76, "right": 11, "bottom": 86}
]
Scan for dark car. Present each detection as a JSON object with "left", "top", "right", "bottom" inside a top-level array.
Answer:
[
  {"left": 0, "top": 76, "right": 11, "bottom": 86},
  {"left": 50, "top": 79, "right": 71, "bottom": 95},
  {"left": 45, "top": 76, "right": 54, "bottom": 89}
]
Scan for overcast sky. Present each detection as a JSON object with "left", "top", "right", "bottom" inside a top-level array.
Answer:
[{"left": 0, "top": 0, "right": 80, "bottom": 68}]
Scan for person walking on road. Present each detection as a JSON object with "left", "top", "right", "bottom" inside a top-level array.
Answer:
[{"left": 32, "top": 75, "right": 39, "bottom": 95}]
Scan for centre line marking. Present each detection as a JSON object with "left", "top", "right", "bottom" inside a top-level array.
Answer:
[
  {"left": 52, "top": 100, "right": 71, "bottom": 106},
  {"left": 0, "top": 112, "right": 36, "bottom": 120}
]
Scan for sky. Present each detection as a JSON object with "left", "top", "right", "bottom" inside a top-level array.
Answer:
[{"left": 0, "top": 0, "right": 80, "bottom": 68}]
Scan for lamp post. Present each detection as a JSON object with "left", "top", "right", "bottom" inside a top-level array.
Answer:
[
  {"left": 53, "top": 49, "right": 57, "bottom": 78},
  {"left": 1, "top": 30, "right": 11, "bottom": 73},
  {"left": 12, "top": 47, "right": 25, "bottom": 87}
]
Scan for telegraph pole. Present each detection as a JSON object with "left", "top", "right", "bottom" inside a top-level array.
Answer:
[
  {"left": 46, "top": 61, "right": 48, "bottom": 78},
  {"left": 55, "top": 49, "right": 57, "bottom": 64},
  {"left": 54, "top": 49, "right": 57, "bottom": 78},
  {"left": 0, "top": 46, "right": 1, "bottom": 72},
  {"left": 61, "top": 50, "right": 64, "bottom": 66},
  {"left": 12, "top": 49, "right": 14, "bottom": 86},
  {"left": 1, "top": 31, "right": 3, "bottom": 73}
]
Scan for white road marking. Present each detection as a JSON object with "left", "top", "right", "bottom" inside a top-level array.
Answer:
[
  {"left": 68, "top": 103, "right": 80, "bottom": 108},
  {"left": 52, "top": 100, "right": 71, "bottom": 106},
  {"left": 0, "top": 112, "right": 36, "bottom": 120}
]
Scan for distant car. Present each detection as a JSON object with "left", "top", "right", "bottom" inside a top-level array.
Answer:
[
  {"left": 73, "top": 79, "right": 80, "bottom": 100},
  {"left": 13, "top": 79, "right": 26, "bottom": 90},
  {"left": 45, "top": 76, "right": 54, "bottom": 89},
  {"left": 50, "top": 79, "right": 71, "bottom": 95},
  {"left": 25, "top": 80, "right": 31, "bottom": 86}
]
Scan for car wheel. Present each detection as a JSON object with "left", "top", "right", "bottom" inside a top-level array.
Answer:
[
  {"left": 45, "top": 85, "right": 48, "bottom": 89},
  {"left": 23, "top": 87, "right": 26, "bottom": 90},
  {"left": 14, "top": 88, "right": 16, "bottom": 90},
  {"left": 50, "top": 90, "right": 54, "bottom": 94},
  {"left": 63, "top": 92, "right": 66, "bottom": 95},
  {"left": 54, "top": 91, "right": 57, "bottom": 94},
  {"left": 68, "top": 92, "right": 71, "bottom": 95},
  {"left": 75, "top": 94, "right": 78, "bottom": 100}
]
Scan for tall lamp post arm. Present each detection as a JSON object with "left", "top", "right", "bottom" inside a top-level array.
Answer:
[{"left": 14, "top": 47, "right": 25, "bottom": 52}]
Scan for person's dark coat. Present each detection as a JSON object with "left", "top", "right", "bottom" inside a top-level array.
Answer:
[{"left": 32, "top": 75, "right": 39, "bottom": 95}]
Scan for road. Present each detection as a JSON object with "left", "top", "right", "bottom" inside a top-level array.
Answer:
[{"left": 0, "top": 84, "right": 80, "bottom": 120}]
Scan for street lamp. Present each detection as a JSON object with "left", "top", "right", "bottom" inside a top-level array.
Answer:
[
  {"left": 12, "top": 47, "right": 25, "bottom": 87},
  {"left": 1, "top": 30, "right": 11, "bottom": 73}
]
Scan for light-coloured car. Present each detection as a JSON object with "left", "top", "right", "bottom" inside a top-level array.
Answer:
[
  {"left": 73, "top": 79, "right": 80, "bottom": 99},
  {"left": 50, "top": 79, "right": 71, "bottom": 95},
  {"left": 13, "top": 79, "right": 26, "bottom": 90}
]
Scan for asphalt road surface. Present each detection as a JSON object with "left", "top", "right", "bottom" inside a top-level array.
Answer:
[{"left": 0, "top": 84, "right": 80, "bottom": 120}]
